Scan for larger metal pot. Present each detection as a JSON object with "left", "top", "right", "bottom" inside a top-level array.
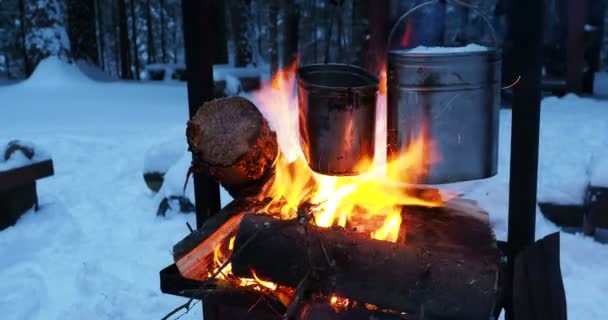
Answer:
[
  {"left": 297, "top": 64, "right": 379, "bottom": 176},
  {"left": 387, "top": 0, "right": 501, "bottom": 184}
]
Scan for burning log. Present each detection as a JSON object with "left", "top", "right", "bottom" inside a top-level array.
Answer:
[
  {"left": 230, "top": 199, "right": 500, "bottom": 320},
  {"left": 186, "top": 96, "right": 278, "bottom": 197}
]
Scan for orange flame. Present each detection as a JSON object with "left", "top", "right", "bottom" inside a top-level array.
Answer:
[
  {"left": 253, "top": 62, "right": 443, "bottom": 243},
  {"left": 204, "top": 62, "right": 446, "bottom": 309},
  {"left": 251, "top": 269, "right": 278, "bottom": 291}
]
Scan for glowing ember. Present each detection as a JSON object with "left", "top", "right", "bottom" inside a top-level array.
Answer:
[
  {"left": 251, "top": 269, "right": 278, "bottom": 291},
  {"left": 329, "top": 295, "right": 350, "bottom": 311}
]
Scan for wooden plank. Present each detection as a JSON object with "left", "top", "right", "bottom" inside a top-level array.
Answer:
[{"left": 0, "top": 160, "right": 54, "bottom": 192}]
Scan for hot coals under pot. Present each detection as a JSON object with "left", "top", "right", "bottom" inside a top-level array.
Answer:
[
  {"left": 297, "top": 64, "right": 379, "bottom": 176},
  {"left": 387, "top": 47, "right": 502, "bottom": 184}
]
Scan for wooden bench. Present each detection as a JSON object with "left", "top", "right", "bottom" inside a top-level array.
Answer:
[{"left": 0, "top": 159, "right": 54, "bottom": 230}]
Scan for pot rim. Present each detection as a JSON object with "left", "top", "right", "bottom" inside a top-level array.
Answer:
[{"left": 297, "top": 63, "right": 379, "bottom": 91}]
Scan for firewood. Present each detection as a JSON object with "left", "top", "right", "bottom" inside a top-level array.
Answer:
[
  {"left": 186, "top": 96, "right": 278, "bottom": 197},
  {"left": 231, "top": 199, "right": 500, "bottom": 320},
  {"left": 173, "top": 197, "right": 270, "bottom": 280}
]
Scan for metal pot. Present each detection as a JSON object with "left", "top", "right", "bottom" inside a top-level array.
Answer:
[
  {"left": 297, "top": 64, "right": 379, "bottom": 176},
  {"left": 386, "top": 0, "right": 501, "bottom": 184}
]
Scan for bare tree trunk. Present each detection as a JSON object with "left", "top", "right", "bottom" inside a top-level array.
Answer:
[
  {"left": 129, "top": 0, "right": 140, "bottom": 79},
  {"left": 18, "top": 0, "right": 31, "bottom": 76},
  {"left": 160, "top": 0, "right": 167, "bottom": 63},
  {"left": 229, "top": 0, "right": 253, "bottom": 67},
  {"left": 351, "top": 0, "right": 368, "bottom": 66},
  {"left": 118, "top": 0, "right": 132, "bottom": 79},
  {"left": 269, "top": 0, "right": 278, "bottom": 74},
  {"left": 146, "top": 0, "right": 156, "bottom": 64},
  {"left": 67, "top": 0, "right": 99, "bottom": 64},
  {"left": 366, "top": 0, "right": 389, "bottom": 74},
  {"left": 95, "top": 0, "right": 106, "bottom": 69},
  {"left": 281, "top": 2, "right": 299, "bottom": 68},
  {"left": 211, "top": 0, "right": 228, "bottom": 64},
  {"left": 113, "top": 0, "right": 120, "bottom": 76}
]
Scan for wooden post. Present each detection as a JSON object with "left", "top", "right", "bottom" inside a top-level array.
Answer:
[{"left": 505, "top": 0, "right": 544, "bottom": 319}]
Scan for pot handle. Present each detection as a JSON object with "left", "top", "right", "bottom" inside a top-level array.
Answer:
[{"left": 387, "top": 0, "right": 499, "bottom": 51}]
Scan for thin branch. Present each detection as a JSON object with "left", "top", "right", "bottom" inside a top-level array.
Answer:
[
  {"left": 161, "top": 298, "right": 194, "bottom": 320},
  {"left": 282, "top": 271, "right": 312, "bottom": 320}
]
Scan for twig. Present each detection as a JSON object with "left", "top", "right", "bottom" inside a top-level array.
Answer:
[
  {"left": 186, "top": 222, "right": 194, "bottom": 233},
  {"left": 161, "top": 298, "right": 194, "bottom": 320},
  {"left": 282, "top": 271, "right": 312, "bottom": 320}
]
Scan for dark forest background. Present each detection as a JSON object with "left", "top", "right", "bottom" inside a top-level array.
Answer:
[{"left": 0, "top": 0, "right": 606, "bottom": 80}]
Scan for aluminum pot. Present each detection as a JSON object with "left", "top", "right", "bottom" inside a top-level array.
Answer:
[
  {"left": 297, "top": 64, "right": 379, "bottom": 176},
  {"left": 386, "top": 0, "right": 501, "bottom": 184}
]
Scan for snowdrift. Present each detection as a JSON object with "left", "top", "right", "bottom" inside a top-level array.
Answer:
[{"left": 22, "top": 56, "right": 96, "bottom": 87}]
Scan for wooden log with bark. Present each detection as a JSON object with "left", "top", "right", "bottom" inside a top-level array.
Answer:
[
  {"left": 230, "top": 198, "right": 500, "bottom": 320},
  {"left": 186, "top": 97, "right": 278, "bottom": 198}
]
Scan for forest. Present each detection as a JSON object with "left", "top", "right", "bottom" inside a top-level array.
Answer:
[{"left": 2, "top": 0, "right": 605, "bottom": 81}]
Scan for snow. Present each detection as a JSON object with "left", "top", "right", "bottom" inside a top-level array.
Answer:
[
  {"left": 20, "top": 56, "right": 95, "bottom": 88},
  {"left": 397, "top": 43, "right": 489, "bottom": 54},
  {"left": 224, "top": 74, "right": 242, "bottom": 95},
  {"left": 75, "top": 60, "right": 117, "bottom": 82},
  {"left": 590, "top": 151, "right": 608, "bottom": 188},
  {"left": 0, "top": 58, "right": 607, "bottom": 319},
  {"left": 143, "top": 140, "right": 185, "bottom": 174},
  {"left": 0, "top": 140, "right": 51, "bottom": 171},
  {"left": 536, "top": 94, "right": 608, "bottom": 204},
  {"left": 213, "top": 64, "right": 270, "bottom": 81}
]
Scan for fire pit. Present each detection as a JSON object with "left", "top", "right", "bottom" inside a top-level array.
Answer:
[{"left": 161, "top": 65, "right": 502, "bottom": 319}]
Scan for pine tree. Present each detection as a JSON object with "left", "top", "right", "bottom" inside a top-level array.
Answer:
[{"left": 24, "top": 0, "right": 72, "bottom": 73}]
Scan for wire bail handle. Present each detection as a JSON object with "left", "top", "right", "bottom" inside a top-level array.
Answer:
[{"left": 386, "top": 0, "right": 499, "bottom": 52}]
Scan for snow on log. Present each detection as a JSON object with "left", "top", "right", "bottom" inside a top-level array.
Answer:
[
  {"left": 186, "top": 97, "right": 278, "bottom": 198},
  {"left": 231, "top": 199, "right": 500, "bottom": 320}
]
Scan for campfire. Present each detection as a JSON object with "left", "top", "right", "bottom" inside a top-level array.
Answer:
[{"left": 169, "top": 64, "right": 501, "bottom": 320}]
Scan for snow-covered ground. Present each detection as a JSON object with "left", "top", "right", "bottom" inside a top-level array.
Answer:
[{"left": 0, "top": 58, "right": 607, "bottom": 319}]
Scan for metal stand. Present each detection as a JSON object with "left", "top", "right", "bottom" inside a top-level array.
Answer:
[
  {"left": 181, "top": 0, "right": 222, "bottom": 319},
  {"left": 505, "top": 0, "right": 544, "bottom": 319}
]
